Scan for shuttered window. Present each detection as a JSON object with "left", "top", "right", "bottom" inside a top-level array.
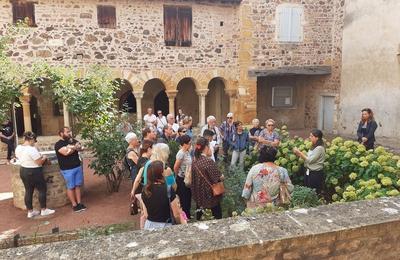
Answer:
[
  {"left": 97, "top": 5, "right": 116, "bottom": 29},
  {"left": 12, "top": 1, "right": 36, "bottom": 27},
  {"left": 272, "top": 86, "right": 293, "bottom": 107},
  {"left": 164, "top": 6, "right": 192, "bottom": 47},
  {"left": 277, "top": 5, "right": 303, "bottom": 42}
]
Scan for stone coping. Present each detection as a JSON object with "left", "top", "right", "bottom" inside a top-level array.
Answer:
[{"left": 2, "top": 197, "right": 400, "bottom": 259}]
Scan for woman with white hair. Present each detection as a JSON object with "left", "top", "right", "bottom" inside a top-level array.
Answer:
[
  {"left": 125, "top": 132, "right": 140, "bottom": 180},
  {"left": 249, "top": 118, "right": 262, "bottom": 150},
  {"left": 200, "top": 115, "right": 222, "bottom": 160},
  {"left": 258, "top": 119, "right": 280, "bottom": 149}
]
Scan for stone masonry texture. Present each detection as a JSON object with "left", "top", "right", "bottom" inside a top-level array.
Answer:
[
  {"left": 0, "top": 0, "right": 344, "bottom": 130},
  {"left": 2, "top": 197, "right": 400, "bottom": 259}
]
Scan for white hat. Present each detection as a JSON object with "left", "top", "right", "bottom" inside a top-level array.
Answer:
[
  {"left": 125, "top": 132, "right": 137, "bottom": 143},
  {"left": 227, "top": 112, "right": 234, "bottom": 118}
]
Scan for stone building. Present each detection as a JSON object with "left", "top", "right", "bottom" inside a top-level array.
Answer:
[
  {"left": 0, "top": 0, "right": 344, "bottom": 136},
  {"left": 339, "top": 0, "right": 400, "bottom": 140}
]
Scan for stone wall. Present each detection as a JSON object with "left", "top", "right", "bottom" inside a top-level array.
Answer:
[
  {"left": 339, "top": 0, "right": 400, "bottom": 139},
  {"left": 0, "top": 0, "right": 344, "bottom": 128},
  {"left": 2, "top": 197, "right": 400, "bottom": 259},
  {"left": 11, "top": 164, "right": 69, "bottom": 210}
]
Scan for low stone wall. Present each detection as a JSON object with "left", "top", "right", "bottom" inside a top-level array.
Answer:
[
  {"left": 11, "top": 164, "right": 69, "bottom": 210},
  {"left": 2, "top": 197, "right": 400, "bottom": 259}
]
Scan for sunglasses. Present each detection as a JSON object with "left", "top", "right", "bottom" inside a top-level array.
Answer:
[{"left": 227, "top": 117, "right": 233, "bottom": 119}]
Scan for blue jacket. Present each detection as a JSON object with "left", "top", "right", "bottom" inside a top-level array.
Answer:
[{"left": 230, "top": 131, "right": 249, "bottom": 152}]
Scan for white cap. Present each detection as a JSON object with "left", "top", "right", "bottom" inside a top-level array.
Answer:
[
  {"left": 227, "top": 112, "right": 233, "bottom": 118},
  {"left": 125, "top": 132, "right": 137, "bottom": 143}
]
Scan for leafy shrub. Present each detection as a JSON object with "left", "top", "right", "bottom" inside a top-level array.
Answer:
[
  {"left": 167, "top": 140, "right": 180, "bottom": 168},
  {"left": 241, "top": 203, "right": 284, "bottom": 217},
  {"left": 290, "top": 185, "right": 321, "bottom": 208},
  {"left": 220, "top": 164, "right": 247, "bottom": 217}
]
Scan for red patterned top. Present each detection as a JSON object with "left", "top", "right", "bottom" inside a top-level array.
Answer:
[{"left": 191, "top": 155, "right": 223, "bottom": 208}]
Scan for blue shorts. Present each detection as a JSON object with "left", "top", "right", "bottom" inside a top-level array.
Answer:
[{"left": 61, "top": 166, "right": 83, "bottom": 189}]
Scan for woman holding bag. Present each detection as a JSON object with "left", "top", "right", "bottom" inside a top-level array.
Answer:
[
  {"left": 192, "top": 137, "right": 224, "bottom": 220},
  {"left": 142, "top": 161, "right": 186, "bottom": 230}
]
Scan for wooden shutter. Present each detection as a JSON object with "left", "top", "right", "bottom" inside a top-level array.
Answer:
[
  {"left": 12, "top": 2, "right": 36, "bottom": 27},
  {"left": 290, "top": 7, "right": 303, "bottom": 42},
  {"left": 164, "top": 6, "right": 177, "bottom": 46},
  {"left": 278, "top": 6, "right": 291, "bottom": 42},
  {"left": 97, "top": 5, "right": 116, "bottom": 29},
  {"left": 178, "top": 7, "right": 192, "bottom": 47}
]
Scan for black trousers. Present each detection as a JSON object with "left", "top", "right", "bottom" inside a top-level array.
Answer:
[
  {"left": 304, "top": 170, "right": 324, "bottom": 195},
  {"left": 1, "top": 138, "right": 15, "bottom": 160},
  {"left": 196, "top": 203, "right": 222, "bottom": 220},
  {"left": 20, "top": 167, "right": 47, "bottom": 210},
  {"left": 222, "top": 141, "right": 230, "bottom": 161},
  {"left": 176, "top": 176, "right": 192, "bottom": 219}
]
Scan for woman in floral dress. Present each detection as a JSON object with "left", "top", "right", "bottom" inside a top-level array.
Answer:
[{"left": 242, "top": 146, "right": 293, "bottom": 208}]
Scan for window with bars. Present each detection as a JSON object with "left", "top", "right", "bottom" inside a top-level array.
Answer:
[
  {"left": 12, "top": 1, "right": 36, "bottom": 27},
  {"left": 164, "top": 6, "right": 192, "bottom": 47},
  {"left": 97, "top": 5, "right": 116, "bottom": 29},
  {"left": 272, "top": 86, "right": 293, "bottom": 107},
  {"left": 277, "top": 5, "right": 303, "bottom": 43}
]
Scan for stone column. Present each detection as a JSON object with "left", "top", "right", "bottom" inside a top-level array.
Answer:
[
  {"left": 20, "top": 94, "right": 32, "bottom": 132},
  {"left": 63, "top": 103, "right": 70, "bottom": 127},
  {"left": 225, "top": 88, "right": 238, "bottom": 117},
  {"left": 196, "top": 89, "right": 209, "bottom": 127},
  {"left": 133, "top": 91, "right": 144, "bottom": 122},
  {"left": 166, "top": 90, "right": 178, "bottom": 116}
]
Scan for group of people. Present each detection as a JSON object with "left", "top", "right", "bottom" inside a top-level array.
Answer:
[
  {"left": 13, "top": 126, "right": 87, "bottom": 218},
  {"left": 7, "top": 107, "right": 377, "bottom": 225}
]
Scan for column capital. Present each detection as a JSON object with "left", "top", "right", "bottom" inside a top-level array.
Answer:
[
  {"left": 225, "top": 88, "right": 237, "bottom": 98},
  {"left": 196, "top": 89, "right": 209, "bottom": 97},
  {"left": 132, "top": 90, "right": 144, "bottom": 99},
  {"left": 166, "top": 90, "right": 178, "bottom": 99},
  {"left": 19, "top": 93, "right": 31, "bottom": 104}
]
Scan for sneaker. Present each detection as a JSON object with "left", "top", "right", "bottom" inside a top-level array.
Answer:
[
  {"left": 73, "top": 203, "right": 87, "bottom": 213},
  {"left": 41, "top": 208, "right": 55, "bottom": 216},
  {"left": 27, "top": 210, "right": 40, "bottom": 218},
  {"left": 78, "top": 203, "right": 87, "bottom": 211}
]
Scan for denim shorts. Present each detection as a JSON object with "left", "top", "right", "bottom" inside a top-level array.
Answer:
[{"left": 61, "top": 166, "right": 83, "bottom": 189}]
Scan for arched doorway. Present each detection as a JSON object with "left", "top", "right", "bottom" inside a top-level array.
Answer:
[
  {"left": 175, "top": 78, "right": 199, "bottom": 125},
  {"left": 143, "top": 79, "right": 169, "bottom": 116},
  {"left": 206, "top": 78, "right": 229, "bottom": 123},
  {"left": 30, "top": 95, "right": 42, "bottom": 136},
  {"left": 115, "top": 79, "right": 137, "bottom": 114},
  {"left": 14, "top": 98, "right": 24, "bottom": 136}
]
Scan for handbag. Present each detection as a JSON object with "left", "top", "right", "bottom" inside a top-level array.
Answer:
[
  {"left": 194, "top": 165, "right": 225, "bottom": 196},
  {"left": 277, "top": 168, "right": 291, "bottom": 205},
  {"left": 183, "top": 165, "right": 192, "bottom": 187}
]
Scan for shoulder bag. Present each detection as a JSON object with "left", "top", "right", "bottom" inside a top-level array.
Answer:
[{"left": 194, "top": 164, "right": 224, "bottom": 196}]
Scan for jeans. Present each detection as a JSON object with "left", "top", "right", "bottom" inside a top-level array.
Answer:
[
  {"left": 196, "top": 203, "right": 222, "bottom": 220},
  {"left": 231, "top": 150, "right": 246, "bottom": 168},
  {"left": 144, "top": 220, "right": 172, "bottom": 230},
  {"left": 1, "top": 137, "right": 15, "bottom": 160},
  {"left": 176, "top": 176, "right": 192, "bottom": 218},
  {"left": 223, "top": 141, "right": 230, "bottom": 161},
  {"left": 20, "top": 167, "right": 47, "bottom": 210}
]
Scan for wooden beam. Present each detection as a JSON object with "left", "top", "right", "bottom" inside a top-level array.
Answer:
[{"left": 249, "top": 66, "right": 332, "bottom": 77}]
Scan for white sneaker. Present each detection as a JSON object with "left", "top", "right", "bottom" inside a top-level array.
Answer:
[
  {"left": 41, "top": 208, "right": 55, "bottom": 216},
  {"left": 27, "top": 210, "right": 40, "bottom": 218}
]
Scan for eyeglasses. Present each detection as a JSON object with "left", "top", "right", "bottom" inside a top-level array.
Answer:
[
  {"left": 267, "top": 124, "right": 274, "bottom": 127},
  {"left": 227, "top": 117, "right": 233, "bottom": 119}
]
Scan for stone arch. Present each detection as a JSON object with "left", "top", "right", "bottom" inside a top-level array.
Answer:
[
  {"left": 124, "top": 70, "right": 173, "bottom": 92},
  {"left": 142, "top": 78, "right": 169, "bottom": 116},
  {"left": 205, "top": 69, "right": 236, "bottom": 90},
  {"left": 172, "top": 70, "right": 208, "bottom": 90},
  {"left": 175, "top": 78, "right": 200, "bottom": 125},
  {"left": 206, "top": 77, "right": 230, "bottom": 123},
  {"left": 114, "top": 79, "right": 137, "bottom": 114}
]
